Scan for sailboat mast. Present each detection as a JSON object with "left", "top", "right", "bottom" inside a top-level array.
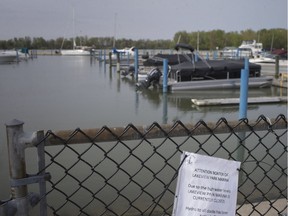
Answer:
[
  {"left": 113, "top": 13, "right": 117, "bottom": 48},
  {"left": 197, "top": 31, "right": 199, "bottom": 52},
  {"left": 73, "top": 8, "right": 75, "bottom": 50},
  {"left": 270, "top": 34, "right": 274, "bottom": 52}
]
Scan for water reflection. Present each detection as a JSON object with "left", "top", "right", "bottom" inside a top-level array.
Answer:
[{"left": 129, "top": 85, "right": 286, "bottom": 125}]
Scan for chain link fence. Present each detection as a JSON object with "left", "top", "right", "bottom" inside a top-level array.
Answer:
[{"left": 1, "top": 114, "right": 287, "bottom": 216}]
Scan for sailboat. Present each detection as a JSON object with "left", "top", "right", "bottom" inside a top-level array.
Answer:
[
  {"left": 110, "top": 13, "right": 135, "bottom": 59},
  {"left": 60, "top": 39, "right": 91, "bottom": 56},
  {"left": 58, "top": 9, "right": 91, "bottom": 56}
]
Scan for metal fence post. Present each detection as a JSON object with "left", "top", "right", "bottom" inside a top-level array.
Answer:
[
  {"left": 4, "top": 120, "right": 49, "bottom": 215},
  {"left": 36, "top": 130, "right": 48, "bottom": 216},
  {"left": 5, "top": 119, "right": 29, "bottom": 216}
]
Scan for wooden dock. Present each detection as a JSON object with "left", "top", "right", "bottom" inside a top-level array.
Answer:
[{"left": 191, "top": 96, "right": 287, "bottom": 106}]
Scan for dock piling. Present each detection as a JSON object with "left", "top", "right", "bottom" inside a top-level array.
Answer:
[
  {"left": 116, "top": 52, "right": 120, "bottom": 72},
  {"left": 109, "top": 52, "right": 112, "bottom": 68},
  {"left": 163, "top": 59, "right": 168, "bottom": 93},
  {"left": 275, "top": 55, "right": 280, "bottom": 79},
  {"left": 134, "top": 48, "right": 139, "bottom": 81},
  {"left": 239, "top": 58, "right": 249, "bottom": 119}
]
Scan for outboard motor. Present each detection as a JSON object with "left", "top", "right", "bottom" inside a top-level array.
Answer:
[{"left": 136, "top": 67, "right": 162, "bottom": 89}]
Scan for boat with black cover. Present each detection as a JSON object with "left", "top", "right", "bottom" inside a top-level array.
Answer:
[
  {"left": 143, "top": 44, "right": 195, "bottom": 66},
  {"left": 137, "top": 43, "right": 273, "bottom": 91}
]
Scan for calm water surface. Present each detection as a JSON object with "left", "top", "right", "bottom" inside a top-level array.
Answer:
[{"left": 0, "top": 56, "right": 287, "bottom": 201}]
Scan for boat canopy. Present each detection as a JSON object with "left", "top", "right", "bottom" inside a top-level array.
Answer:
[
  {"left": 174, "top": 43, "right": 194, "bottom": 52},
  {"left": 143, "top": 53, "right": 194, "bottom": 66},
  {"left": 170, "top": 59, "right": 261, "bottom": 81}
]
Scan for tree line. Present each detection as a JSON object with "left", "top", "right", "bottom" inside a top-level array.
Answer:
[{"left": 0, "top": 28, "right": 287, "bottom": 51}]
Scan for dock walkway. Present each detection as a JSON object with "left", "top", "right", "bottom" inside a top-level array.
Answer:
[{"left": 191, "top": 96, "right": 287, "bottom": 106}]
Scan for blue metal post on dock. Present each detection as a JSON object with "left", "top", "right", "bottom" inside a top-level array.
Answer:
[
  {"left": 134, "top": 48, "right": 139, "bottom": 81},
  {"left": 162, "top": 59, "right": 168, "bottom": 123},
  {"left": 237, "top": 57, "right": 249, "bottom": 179},
  {"left": 163, "top": 59, "right": 168, "bottom": 93},
  {"left": 162, "top": 93, "right": 168, "bottom": 124},
  {"left": 239, "top": 57, "right": 249, "bottom": 119}
]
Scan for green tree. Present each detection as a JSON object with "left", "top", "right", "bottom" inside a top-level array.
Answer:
[
  {"left": 32, "top": 37, "right": 47, "bottom": 49},
  {"left": 0, "top": 28, "right": 287, "bottom": 51}
]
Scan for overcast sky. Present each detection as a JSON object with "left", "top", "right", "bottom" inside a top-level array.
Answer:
[{"left": 0, "top": 0, "right": 287, "bottom": 41}]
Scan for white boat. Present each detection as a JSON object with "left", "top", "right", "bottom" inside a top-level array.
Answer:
[
  {"left": 0, "top": 50, "right": 28, "bottom": 63},
  {"left": 221, "top": 46, "right": 238, "bottom": 58},
  {"left": 59, "top": 40, "right": 91, "bottom": 56},
  {"left": 57, "top": 8, "right": 92, "bottom": 56},
  {"left": 112, "top": 47, "right": 135, "bottom": 58},
  {"left": 249, "top": 54, "right": 276, "bottom": 64},
  {"left": 60, "top": 48, "right": 91, "bottom": 56},
  {"left": 221, "top": 40, "right": 263, "bottom": 59},
  {"left": 238, "top": 40, "right": 263, "bottom": 58},
  {"left": 249, "top": 52, "right": 288, "bottom": 67},
  {"left": 223, "top": 42, "right": 287, "bottom": 67},
  {"left": 0, "top": 51, "right": 17, "bottom": 63},
  {"left": 101, "top": 47, "right": 135, "bottom": 61},
  {"left": 98, "top": 46, "right": 135, "bottom": 63}
]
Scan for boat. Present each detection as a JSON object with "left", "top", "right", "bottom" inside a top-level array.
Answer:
[
  {"left": 143, "top": 53, "right": 194, "bottom": 66},
  {"left": 0, "top": 49, "right": 29, "bottom": 63},
  {"left": 99, "top": 46, "right": 135, "bottom": 62},
  {"left": 0, "top": 50, "right": 17, "bottom": 63},
  {"left": 56, "top": 8, "right": 92, "bottom": 56},
  {"left": 221, "top": 46, "right": 238, "bottom": 58},
  {"left": 249, "top": 49, "right": 287, "bottom": 66},
  {"left": 143, "top": 44, "right": 194, "bottom": 67},
  {"left": 108, "top": 13, "right": 135, "bottom": 60},
  {"left": 98, "top": 46, "right": 135, "bottom": 64},
  {"left": 59, "top": 48, "right": 91, "bottom": 56},
  {"left": 237, "top": 40, "right": 263, "bottom": 58},
  {"left": 112, "top": 47, "right": 135, "bottom": 57},
  {"left": 58, "top": 39, "right": 91, "bottom": 56},
  {"left": 136, "top": 43, "right": 273, "bottom": 91},
  {"left": 249, "top": 54, "right": 276, "bottom": 64},
  {"left": 221, "top": 40, "right": 263, "bottom": 59}
]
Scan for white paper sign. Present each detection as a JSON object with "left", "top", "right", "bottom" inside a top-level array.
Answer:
[{"left": 172, "top": 152, "right": 241, "bottom": 216}]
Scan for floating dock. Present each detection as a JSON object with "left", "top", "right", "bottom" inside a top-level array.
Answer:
[{"left": 191, "top": 96, "right": 287, "bottom": 106}]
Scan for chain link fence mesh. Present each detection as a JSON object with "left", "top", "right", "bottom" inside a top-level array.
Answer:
[{"left": 28, "top": 114, "right": 287, "bottom": 216}]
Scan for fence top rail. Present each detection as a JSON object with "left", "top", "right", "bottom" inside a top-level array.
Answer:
[{"left": 44, "top": 115, "right": 287, "bottom": 146}]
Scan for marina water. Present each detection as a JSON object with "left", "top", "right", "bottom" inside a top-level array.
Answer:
[{"left": 0, "top": 55, "right": 287, "bottom": 202}]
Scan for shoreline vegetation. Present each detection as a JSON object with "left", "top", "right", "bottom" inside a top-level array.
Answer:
[{"left": 0, "top": 28, "right": 287, "bottom": 51}]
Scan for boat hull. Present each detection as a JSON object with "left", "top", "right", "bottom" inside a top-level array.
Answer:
[
  {"left": 60, "top": 49, "right": 91, "bottom": 56},
  {"left": 0, "top": 52, "right": 17, "bottom": 63}
]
